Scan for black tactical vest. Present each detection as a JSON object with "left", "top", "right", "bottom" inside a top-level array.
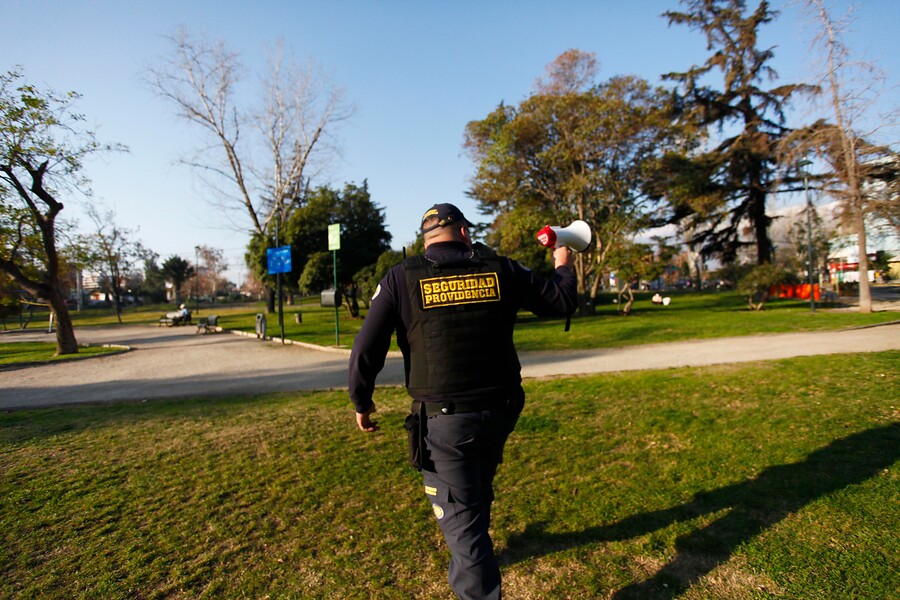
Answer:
[{"left": 402, "top": 246, "right": 520, "bottom": 397}]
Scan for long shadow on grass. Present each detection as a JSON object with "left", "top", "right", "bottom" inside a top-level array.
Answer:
[{"left": 501, "top": 422, "right": 899, "bottom": 598}]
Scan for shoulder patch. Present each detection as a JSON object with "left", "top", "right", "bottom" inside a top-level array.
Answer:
[{"left": 371, "top": 284, "right": 382, "bottom": 301}]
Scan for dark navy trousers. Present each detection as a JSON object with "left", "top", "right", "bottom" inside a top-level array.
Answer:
[{"left": 421, "top": 408, "right": 515, "bottom": 600}]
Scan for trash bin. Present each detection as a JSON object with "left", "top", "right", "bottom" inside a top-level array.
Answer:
[
  {"left": 255, "top": 313, "right": 267, "bottom": 339},
  {"left": 321, "top": 289, "right": 341, "bottom": 308}
]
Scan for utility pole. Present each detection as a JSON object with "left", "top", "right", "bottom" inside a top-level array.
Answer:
[
  {"left": 276, "top": 214, "right": 284, "bottom": 343},
  {"left": 803, "top": 171, "right": 816, "bottom": 313},
  {"left": 195, "top": 245, "right": 201, "bottom": 315}
]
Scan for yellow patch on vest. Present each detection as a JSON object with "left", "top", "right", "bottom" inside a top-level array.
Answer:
[
  {"left": 419, "top": 272, "right": 501, "bottom": 309},
  {"left": 425, "top": 485, "right": 438, "bottom": 496}
]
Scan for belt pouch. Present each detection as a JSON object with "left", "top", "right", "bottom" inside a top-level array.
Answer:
[{"left": 404, "top": 404, "right": 424, "bottom": 471}]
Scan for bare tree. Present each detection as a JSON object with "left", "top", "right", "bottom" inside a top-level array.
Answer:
[
  {"left": 146, "top": 30, "right": 353, "bottom": 249},
  {"left": 796, "top": 0, "right": 899, "bottom": 312},
  {"left": 77, "top": 204, "right": 145, "bottom": 323},
  {"left": 196, "top": 244, "right": 227, "bottom": 300}
]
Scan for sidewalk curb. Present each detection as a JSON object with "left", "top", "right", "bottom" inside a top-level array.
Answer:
[
  {"left": 840, "top": 319, "right": 900, "bottom": 331},
  {"left": 226, "top": 328, "right": 360, "bottom": 355},
  {"left": 222, "top": 321, "right": 900, "bottom": 358}
]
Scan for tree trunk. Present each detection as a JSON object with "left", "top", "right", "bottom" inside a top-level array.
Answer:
[
  {"left": 344, "top": 284, "right": 360, "bottom": 318},
  {"left": 573, "top": 253, "right": 589, "bottom": 316},
  {"left": 855, "top": 213, "right": 872, "bottom": 313},
  {"left": 617, "top": 285, "right": 634, "bottom": 316},
  {"left": 748, "top": 164, "right": 772, "bottom": 265},
  {"left": 113, "top": 288, "right": 124, "bottom": 324},
  {"left": 586, "top": 256, "right": 602, "bottom": 316},
  {"left": 747, "top": 290, "right": 767, "bottom": 311},
  {"left": 47, "top": 288, "right": 79, "bottom": 355}
]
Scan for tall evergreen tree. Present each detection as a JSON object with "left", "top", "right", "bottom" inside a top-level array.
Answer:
[
  {"left": 663, "top": 0, "right": 815, "bottom": 265},
  {"left": 141, "top": 252, "right": 168, "bottom": 303},
  {"left": 161, "top": 255, "right": 194, "bottom": 306}
]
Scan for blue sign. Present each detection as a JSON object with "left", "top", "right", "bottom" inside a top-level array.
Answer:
[{"left": 267, "top": 246, "right": 292, "bottom": 274}]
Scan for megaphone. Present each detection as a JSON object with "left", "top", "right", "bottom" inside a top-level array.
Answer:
[{"left": 535, "top": 220, "right": 592, "bottom": 252}]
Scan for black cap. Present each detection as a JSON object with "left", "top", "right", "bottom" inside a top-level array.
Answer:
[{"left": 420, "top": 203, "right": 473, "bottom": 233}]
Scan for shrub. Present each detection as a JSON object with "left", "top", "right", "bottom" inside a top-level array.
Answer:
[{"left": 736, "top": 264, "right": 791, "bottom": 310}]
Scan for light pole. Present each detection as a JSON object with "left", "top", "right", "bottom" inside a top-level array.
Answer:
[
  {"left": 194, "top": 245, "right": 200, "bottom": 315},
  {"left": 801, "top": 164, "right": 816, "bottom": 313}
]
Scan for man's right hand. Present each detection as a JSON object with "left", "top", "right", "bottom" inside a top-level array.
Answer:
[{"left": 553, "top": 246, "right": 574, "bottom": 269}]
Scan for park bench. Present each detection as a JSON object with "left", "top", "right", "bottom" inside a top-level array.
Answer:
[
  {"left": 196, "top": 314, "right": 219, "bottom": 334},
  {"left": 159, "top": 311, "right": 191, "bottom": 327}
]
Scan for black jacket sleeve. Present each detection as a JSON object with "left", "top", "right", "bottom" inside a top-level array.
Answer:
[
  {"left": 347, "top": 269, "right": 400, "bottom": 413},
  {"left": 509, "top": 258, "right": 579, "bottom": 317}
]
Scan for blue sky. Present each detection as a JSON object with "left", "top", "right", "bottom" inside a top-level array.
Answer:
[{"left": 3, "top": 1, "right": 898, "bottom": 284}]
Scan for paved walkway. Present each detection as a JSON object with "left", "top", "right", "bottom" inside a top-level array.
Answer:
[{"left": 2, "top": 319, "right": 898, "bottom": 411}]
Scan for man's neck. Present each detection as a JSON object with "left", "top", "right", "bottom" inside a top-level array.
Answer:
[{"left": 426, "top": 240, "right": 469, "bottom": 251}]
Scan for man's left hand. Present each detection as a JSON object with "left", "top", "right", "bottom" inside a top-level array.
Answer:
[{"left": 356, "top": 404, "right": 379, "bottom": 432}]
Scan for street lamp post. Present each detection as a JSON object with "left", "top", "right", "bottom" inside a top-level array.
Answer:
[
  {"left": 802, "top": 169, "right": 816, "bottom": 313},
  {"left": 195, "top": 245, "right": 200, "bottom": 316}
]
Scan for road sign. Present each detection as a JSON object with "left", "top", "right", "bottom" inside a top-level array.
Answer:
[
  {"left": 267, "top": 246, "right": 292, "bottom": 274},
  {"left": 328, "top": 223, "right": 341, "bottom": 251}
]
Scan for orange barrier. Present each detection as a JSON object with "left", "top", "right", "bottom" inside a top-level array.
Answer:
[{"left": 769, "top": 284, "right": 820, "bottom": 301}]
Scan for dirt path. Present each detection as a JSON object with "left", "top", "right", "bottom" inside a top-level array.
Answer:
[{"left": 1, "top": 320, "right": 898, "bottom": 410}]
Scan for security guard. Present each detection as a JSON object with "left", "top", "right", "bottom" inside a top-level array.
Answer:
[{"left": 348, "top": 203, "right": 577, "bottom": 599}]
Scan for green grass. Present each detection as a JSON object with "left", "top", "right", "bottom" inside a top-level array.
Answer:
[
  {"left": 513, "top": 291, "right": 899, "bottom": 351},
  {"left": 65, "top": 291, "right": 898, "bottom": 352},
  {"left": 66, "top": 302, "right": 270, "bottom": 327},
  {"left": 1, "top": 352, "right": 897, "bottom": 598},
  {"left": 0, "top": 342, "right": 122, "bottom": 365}
]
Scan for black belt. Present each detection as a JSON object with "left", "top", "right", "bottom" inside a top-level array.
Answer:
[{"left": 412, "top": 399, "right": 504, "bottom": 417}]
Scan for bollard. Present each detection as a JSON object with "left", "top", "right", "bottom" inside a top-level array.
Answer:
[{"left": 255, "top": 313, "right": 267, "bottom": 339}]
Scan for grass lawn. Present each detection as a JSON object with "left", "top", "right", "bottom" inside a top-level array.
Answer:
[
  {"left": 0, "top": 342, "right": 123, "bottom": 366},
  {"left": 1, "top": 351, "right": 897, "bottom": 598},
  {"left": 65, "top": 291, "right": 899, "bottom": 352}
]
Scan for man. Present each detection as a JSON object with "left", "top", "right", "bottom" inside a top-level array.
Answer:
[
  {"left": 175, "top": 303, "right": 190, "bottom": 325},
  {"left": 348, "top": 203, "right": 578, "bottom": 599}
]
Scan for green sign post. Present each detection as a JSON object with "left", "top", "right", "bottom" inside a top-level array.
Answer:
[{"left": 328, "top": 223, "right": 341, "bottom": 346}]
